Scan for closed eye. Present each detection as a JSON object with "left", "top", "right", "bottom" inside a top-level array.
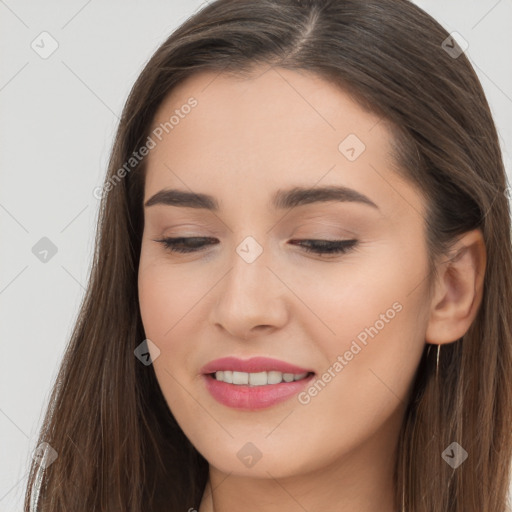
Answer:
[
  {"left": 153, "top": 236, "right": 217, "bottom": 254},
  {"left": 289, "top": 239, "right": 358, "bottom": 255}
]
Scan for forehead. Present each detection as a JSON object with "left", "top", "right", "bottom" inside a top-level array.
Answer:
[
  {"left": 149, "top": 66, "right": 386, "bottom": 146},
  {"left": 143, "top": 66, "right": 424, "bottom": 220}
]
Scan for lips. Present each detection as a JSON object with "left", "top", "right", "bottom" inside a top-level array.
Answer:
[
  {"left": 200, "top": 356, "right": 316, "bottom": 410},
  {"left": 200, "top": 356, "right": 314, "bottom": 375}
]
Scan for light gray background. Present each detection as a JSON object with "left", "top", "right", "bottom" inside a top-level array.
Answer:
[{"left": 1, "top": 1, "right": 511, "bottom": 510}]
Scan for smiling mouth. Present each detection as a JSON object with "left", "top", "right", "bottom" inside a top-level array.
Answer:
[{"left": 208, "top": 370, "right": 315, "bottom": 386}]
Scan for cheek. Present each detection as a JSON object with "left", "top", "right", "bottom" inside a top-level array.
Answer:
[
  {"left": 292, "top": 250, "right": 426, "bottom": 343},
  {"left": 292, "top": 294, "right": 426, "bottom": 465},
  {"left": 138, "top": 264, "right": 173, "bottom": 341},
  {"left": 137, "top": 261, "right": 199, "bottom": 409},
  {"left": 138, "top": 253, "right": 206, "bottom": 340},
  {"left": 137, "top": 256, "right": 217, "bottom": 392},
  {"left": 299, "top": 247, "right": 429, "bottom": 395}
]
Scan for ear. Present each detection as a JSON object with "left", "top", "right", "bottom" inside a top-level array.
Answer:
[{"left": 425, "top": 229, "right": 486, "bottom": 345}]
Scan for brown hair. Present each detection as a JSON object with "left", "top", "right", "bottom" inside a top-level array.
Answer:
[{"left": 24, "top": 0, "right": 512, "bottom": 510}]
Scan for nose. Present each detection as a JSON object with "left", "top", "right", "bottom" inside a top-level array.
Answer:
[{"left": 208, "top": 245, "right": 289, "bottom": 341}]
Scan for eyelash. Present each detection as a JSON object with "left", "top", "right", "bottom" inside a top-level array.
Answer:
[{"left": 152, "top": 236, "right": 358, "bottom": 256}]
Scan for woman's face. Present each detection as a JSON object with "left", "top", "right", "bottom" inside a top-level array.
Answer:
[{"left": 138, "top": 66, "right": 432, "bottom": 479}]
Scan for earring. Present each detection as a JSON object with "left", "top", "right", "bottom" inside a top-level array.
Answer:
[{"left": 436, "top": 344, "right": 441, "bottom": 380}]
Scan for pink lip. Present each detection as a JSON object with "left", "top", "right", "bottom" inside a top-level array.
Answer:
[
  {"left": 200, "top": 356, "right": 313, "bottom": 375},
  {"left": 200, "top": 357, "right": 315, "bottom": 411}
]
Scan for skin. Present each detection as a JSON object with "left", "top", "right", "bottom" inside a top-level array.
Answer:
[{"left": 137, "top": 65, "right": 486, "bottom": 512}]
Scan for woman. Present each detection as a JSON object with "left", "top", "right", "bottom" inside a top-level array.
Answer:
[{"left": 25, "top": 0, "right": 512, "bottom": 511}]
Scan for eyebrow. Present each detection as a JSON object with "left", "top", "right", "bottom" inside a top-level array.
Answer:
[{"left": 144, "top": 185, "right": 379, "bottom": 211}]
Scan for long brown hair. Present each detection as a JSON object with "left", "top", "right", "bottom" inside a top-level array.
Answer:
[{"left": 24, "top": 0, "right": 512, "bottom": 510}]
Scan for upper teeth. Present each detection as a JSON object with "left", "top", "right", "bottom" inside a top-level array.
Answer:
[{"left": 214, "top": 370, "right": 309, "bottom": 386}]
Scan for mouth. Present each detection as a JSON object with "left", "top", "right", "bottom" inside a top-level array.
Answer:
[
  {"left": 206, "top": 370, "right": 315, "bottom": 386},
  {"left": 202, "top": 370, "right": 316, "bottom": 410},
  {"left": 200, "top": 356, "right": 316, "bottom": 410},
  {"left": 200, "top": 355, "right": 314, "bottom": 376}
]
